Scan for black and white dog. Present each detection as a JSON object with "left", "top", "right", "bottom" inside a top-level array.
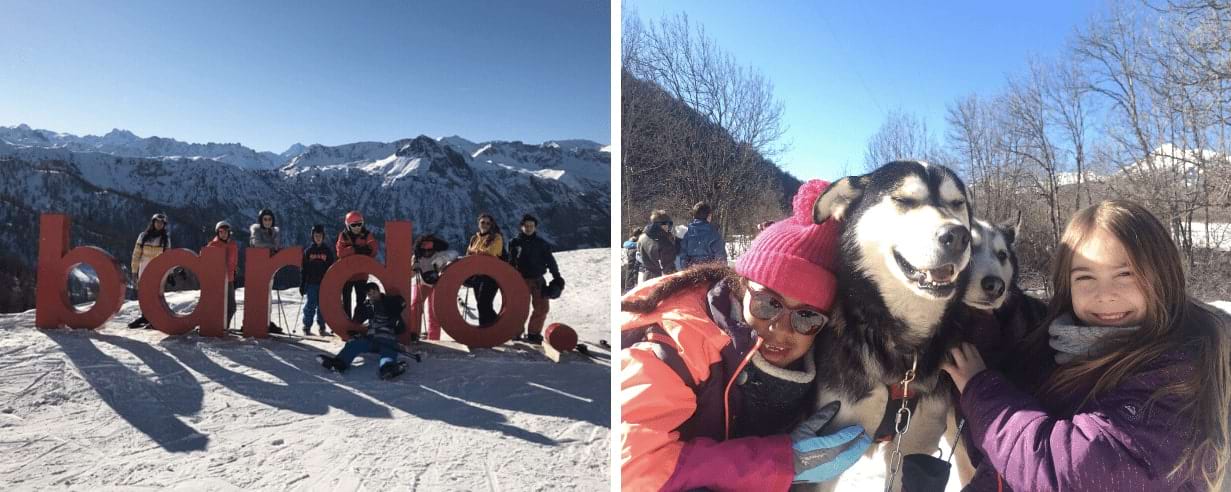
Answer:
[
  {"left": 804, "top": 161, "right": 974, "bottom": 491},
  {"left": 946, "top": 217, "right": 1048, "bottom": 485}
]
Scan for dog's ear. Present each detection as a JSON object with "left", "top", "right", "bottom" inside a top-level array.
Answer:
[
  {"left": 999, "top": 210, "right": 1022, "bottom": 246},
  {"left": 814, "top": 176, "right": 865, "bottom": 223}
]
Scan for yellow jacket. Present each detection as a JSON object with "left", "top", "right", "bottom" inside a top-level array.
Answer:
[
  {"left": 467, "top": 232, "right": 503, "bottom": 257},
  {"left": 131, "top": 231, "right": 170, "bottom": 277}
]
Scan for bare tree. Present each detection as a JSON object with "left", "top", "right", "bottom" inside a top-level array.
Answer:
[{"left": 863, "top": 109, "right": 944, "bottom": 171}]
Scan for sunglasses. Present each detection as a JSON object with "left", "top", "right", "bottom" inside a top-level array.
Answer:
[
  {"left": 480, "top": 221, "right": 492, "bottom": 226},
  {"left": 349, "top": 223, "right": 363, "bottom": 228},
  {"left": 747, "top": 288, "right": 829, "bottom": 336},
  {"left": 658, "top": 221, "right": 673, "bottom": 227}
]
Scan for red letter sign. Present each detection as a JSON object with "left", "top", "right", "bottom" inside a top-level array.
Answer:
[
  {"left": 137, "top": 248, "right": 230, "bottom": 336},
  {"left": 431, "top": 255, "right": 530, "bottom": 348},
  {"left": 36, "top": 214, "right": 125, "bottom": 329},
  {"left": 242, "top": 247, "right": 303, "bottom": 338},
  {"left": 319, "top": 221, "right": 415, "bottom": 343}
]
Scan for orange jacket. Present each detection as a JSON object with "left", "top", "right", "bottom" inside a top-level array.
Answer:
[
  {"left": 620, "top": 275, "right": 794, "bottom": 491},
  {"left": 203, "top": 236, "right": 239, "bottom": 282}
]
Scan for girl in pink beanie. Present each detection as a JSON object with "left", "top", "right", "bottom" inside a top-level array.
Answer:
[{"left": 619, "top": 180, "right": 872, "bottom": 491}]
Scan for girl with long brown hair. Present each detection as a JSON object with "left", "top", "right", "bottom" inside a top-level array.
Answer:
[
  {"left": 943, "top": 199, "right": 1230, "bottom": 490},
  {"left": 466, "top": 213, "right": 504, "bottom": 326}
]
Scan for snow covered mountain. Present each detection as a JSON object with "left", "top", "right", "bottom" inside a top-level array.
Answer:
[
  {"left": 0, "top": 125, "right": 610, "bottom": 301},
  {"left": 0, "top": 124, "right": 285, "bottom": 170}
]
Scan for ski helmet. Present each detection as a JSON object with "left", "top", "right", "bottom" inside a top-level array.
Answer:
[
  {"left": 543, "top": 277, "right": 565, "bottom": 299},
  {"left": 311, "top": 224, "right": 325, "bottom": 235},
  {"left": 345, "top": 211, "right": 364, "bottom": 226},
  {"left": 151, "top": 212, "right": 167, "bottom": 223},
  {"left": 215, "top": 220, "right": 232, "bottom": 232}
]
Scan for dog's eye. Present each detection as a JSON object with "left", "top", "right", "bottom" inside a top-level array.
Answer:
[
  {"left": 892, "top": 196, "right": 918, "bottom": 207},
  {"left": 996, "top": 251, "right": 1008, "bottom": 262},
  {"left": 950, "top": 200, "right": 966, "bottom": 208}
]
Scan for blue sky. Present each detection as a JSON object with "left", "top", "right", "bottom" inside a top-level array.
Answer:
[
  {"left": 629, "top": 0, "right": 1104, "bottom": 180},
  {"left": 0, "top": 0, "right": 610, "bottom": 153}
]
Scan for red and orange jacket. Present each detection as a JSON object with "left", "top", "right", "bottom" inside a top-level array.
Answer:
[
  {"left": 620, "top": 275, "right": 795, "bottom": 492},
  {"left": 202, "top": 236, "right": 239, "bottom": 282},
  {"left": 336, "top": 229, "right": 380, "bottom": 282}
]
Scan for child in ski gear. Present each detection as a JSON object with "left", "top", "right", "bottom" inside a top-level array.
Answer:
[
  {"left": 620, "top": 180, "right": 871, "bottom": 491},
  {"left": 507, "top": 214, "right": 561, "bottom": 344},
  {"left": 411, "top": 233, "right": 457, "bottom": 341},
  {"left": 678, "top": 201, "right": 727, "bottom": 269},
  {"left": 203, "top": 220, "right": 239, "bottom": 330},
  {"left": 942, "top": 200, "right": 1231, "bottom": 491},
  {"left": 336, "top": 211, "right": 380, "bottom": 320},
  {"left": 248, "top": 208, "right": 281, "bottom": 250},
  {"left": 466, "top": 213, "right": 503, "bottom": 326},
  {"left": 301, "top": 224, "right": 336, "bottom": 336},
  {"left": 622, "top": 227, "right": 641, "bottom": 293},
  {"left": 317, "top": 282, "right": 407, "bottom": 380},
  {"left": 636, "top": 210, "right": 677, "bottom": 282},
  {"left": 249, "top": 208, "right": 285, "bottom": 334},
  {"left": 128, "top": 213, "right": 171, "bottom": 329}
]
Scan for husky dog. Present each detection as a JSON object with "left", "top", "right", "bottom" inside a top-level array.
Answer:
[
  {"left": 946, "top": 217, "right": 1049, "bottom": 485},
  {"left": 804, "top": 161, "right": 974, "bottom": 491}
]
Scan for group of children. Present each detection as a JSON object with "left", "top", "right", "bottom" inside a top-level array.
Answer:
[
  {"left": 127, "top": 209, "right": 566, "bottom": 381},
  {"left": 620, "top": 181, "right": 1230, "bottom": 490}
]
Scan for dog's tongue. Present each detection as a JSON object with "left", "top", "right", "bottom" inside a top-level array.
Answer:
[{"left": 924, "top": 264, "right": 956, "bottom": 283}]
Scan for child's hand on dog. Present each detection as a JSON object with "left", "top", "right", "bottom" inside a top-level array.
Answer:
[{"left": 941, "top": 343, "right": 987, "bottom": 393}]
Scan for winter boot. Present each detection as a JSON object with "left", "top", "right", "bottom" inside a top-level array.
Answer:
[
  {"left": 127, "top": 316, "right": 150, "bottom": 329},
  {"left": 316, "top": 355, "right": 346, "bottom": 373},
  {"left": 302, "top": 325, "right": 313, "bottom": 337},
  {"left": 408, "top": 332, "right": 421, "bottom": 344},
  {"left": 379, "top": 360, "right": 407, "bottom": 380},
  {"left": 268, "top": 322, "right": 284, "bottom": 334},
  {"left": 524, "top": 333, "right": 544, "bottom": 345}
]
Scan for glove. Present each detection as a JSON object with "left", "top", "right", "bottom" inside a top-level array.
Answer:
[{"left": 790, "top": 401, "right": 872, "bottom": 484}]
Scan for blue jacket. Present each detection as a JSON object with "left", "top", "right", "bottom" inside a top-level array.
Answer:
[{"left": 678, "top": 219, "right": 726, "bottom": 268}]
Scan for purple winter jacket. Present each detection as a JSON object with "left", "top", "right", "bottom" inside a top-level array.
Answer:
[{"left": 959, "top": 345, "right": 1204, "bottom": 491}]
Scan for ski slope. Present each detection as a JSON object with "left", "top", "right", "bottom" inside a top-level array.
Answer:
[{"left": 0, "top": 249, "right": 610, "bottom": 490}]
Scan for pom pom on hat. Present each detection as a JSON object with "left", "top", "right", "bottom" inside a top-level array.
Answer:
[{"left": 792, "top": 179, "right": 831, "bottom": 224}]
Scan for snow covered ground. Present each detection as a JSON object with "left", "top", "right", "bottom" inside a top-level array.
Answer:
[{"left": 0, "top": 249, "right": 610, "bottom": 490}]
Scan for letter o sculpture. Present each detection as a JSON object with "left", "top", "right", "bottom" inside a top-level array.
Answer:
[{"left": 432, "top": 255, "right": 530, "bottom": 348}]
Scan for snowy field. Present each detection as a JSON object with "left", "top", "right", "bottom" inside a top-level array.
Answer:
[{"left": 0, "top": 249, "right": 610, "bottom": 491}]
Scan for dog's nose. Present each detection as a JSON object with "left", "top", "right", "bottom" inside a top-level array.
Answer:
[
  {"left": 981, "top": 276, "right": 1005, "bottom": 298},
  {"left": 937, "top": 224, "right": 970, "bottom": 254}
]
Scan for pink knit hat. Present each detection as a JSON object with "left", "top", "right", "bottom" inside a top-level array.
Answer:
[{"left": 735, "top": 179, "right": 842, "bottom": 311}]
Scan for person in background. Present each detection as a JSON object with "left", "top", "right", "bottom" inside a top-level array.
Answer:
[
  {"left": 203, "top": 220, "right": 239, "bottom": 330},
  {"left": 249, "top": 208, "right": 284, "bottom": 334},
  {"left": 466, "top": 213, "right": 504, "bottom": 326},
  {"left": 336, "top": 211, "right": 380, "bottom": 320},
  {"left": 636, "top": 210, "right": 677, "bottom": 283},
  {"left": 411, "top": 233, "right": 457, "bottom": 341},
  {"left": 622, "top": 227, "right": 642, "bottom": 293},
  {"left": 300, "top": 224, "right": 335, "bottom": 336},
  {"left": 507, "top": 214, "right": 563, "bottom": 344},
  {"left": 128, "top": 213, "right": 173, "bottom": 329},
  {"left": 678, "top": 201, "right": 727, "bottom": 269}
]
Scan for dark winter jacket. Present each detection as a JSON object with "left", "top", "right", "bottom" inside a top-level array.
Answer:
[
  {"left": 637, "top": 224, "right": 678, "bottom": 280},
  {"left": 678, "top": 219, "right": 726, "bottom": 268},
  {"left": 959, "top": 313, "right": 1211, "bottom": 491},
  {"left": 508, "top": 232, "right": 560, "bottom": 280},
  {"left": 623, "top": 239, "right": 639, "bottom": 273},
  {"left": 301, "top": 242, "right": 336, "bottom": 286},
  {"left": 354, "top": 294, "right": 406, "bottom": 345},
  {"left": 620, "top": 275, "right": 807, "bottom": 491}
]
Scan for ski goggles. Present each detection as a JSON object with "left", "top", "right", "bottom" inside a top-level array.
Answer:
[
  {"left": 349, "top": 222, "right": 364, "bottom": 229},
  {"left": 747, "top": 287, "right": 829, "bottom": 336}
]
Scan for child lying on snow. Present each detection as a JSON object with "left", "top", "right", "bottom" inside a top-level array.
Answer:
[{"left": 317, "top": 282, "right": 408, "bottom": 380}]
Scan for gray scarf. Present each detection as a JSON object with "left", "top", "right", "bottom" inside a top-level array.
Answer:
[{"left": 1048, "top": 313, "right": 1139, "bottom": 364}]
